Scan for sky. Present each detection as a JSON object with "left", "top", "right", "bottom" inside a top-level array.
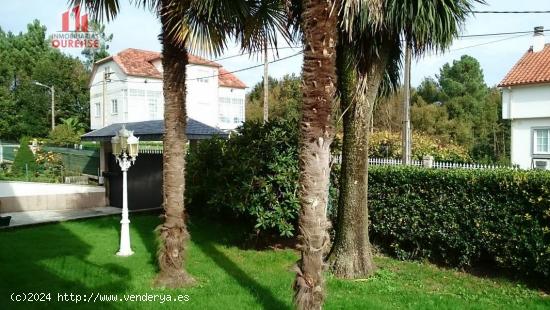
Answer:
[{"left": 1, "top": 1, "right": 549, "bottom": 89}]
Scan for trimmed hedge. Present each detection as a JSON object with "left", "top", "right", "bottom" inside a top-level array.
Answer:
[
  {"left": 369, "top": 166, "right": 550, "bottom": 278},
  {"left": 186, "top": 120, "right": 550, "bottom": 278},
  {"left": 12, "top": 137, "right": 36, "bottom": 174}
]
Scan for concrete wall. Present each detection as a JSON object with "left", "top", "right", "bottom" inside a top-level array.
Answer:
[
  {"left": 511, "top": 117, "right": 550, "bottom": 169},
  {"left": 0, "top": 181, "right": 106, "bottom": 213},
  {"left": 502, "top": 83, "right": 550, "bottom": 119}
]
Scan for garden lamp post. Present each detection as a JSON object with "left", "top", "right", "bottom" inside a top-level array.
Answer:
[
  {"left": 111, "top": 125, "right": 139, "bottom": 256},
  {"left": 32, "top": 81, "right": 55, "bottom": 130}
]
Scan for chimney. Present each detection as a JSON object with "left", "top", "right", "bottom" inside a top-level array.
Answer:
[{"left": 533, "top": 26, "right": 545, "bottom": 53}]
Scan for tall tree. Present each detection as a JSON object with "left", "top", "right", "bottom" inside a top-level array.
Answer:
[
  {"left": 81, "top": 21, "right": 113, "bottom": 69},
  {"left": 329, "top": 0, "right": 478, "bottom": 279},
  {"left": 290, "top": 0, "right": 341, "bottom": 308},
  {"left": 412, "top": 55, "right": 510, "bottom": 162},
  {"left": 0, "top": 21, "right": 89, "bottom": 140},
  {"left": 75, "top": 0, "right": 289, "bottom": 287},
  {"left": 246, "top": 74, "right": 301, "bottom": 121}
]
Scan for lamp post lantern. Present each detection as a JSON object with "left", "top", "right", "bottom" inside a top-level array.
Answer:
[{"left": 111, "top": 125, "right": 139, "bottom": 256}]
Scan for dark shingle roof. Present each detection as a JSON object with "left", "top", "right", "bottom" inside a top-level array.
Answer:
[{"left": 81, "top": 119, "right": 228, "bottom": 141}]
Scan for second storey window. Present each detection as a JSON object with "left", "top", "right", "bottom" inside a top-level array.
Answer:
[
  {"left": 197, "top": 70, "right": 210, "bottom": 83},
  {"left": 534, "top": 128, "right": 550, "bottom": 154},
  {"left": 94, "top": 102, "right": 101, "bottom": 117},
  {"left": 111, "top": 99, "right": 118, "bottom": 115}
]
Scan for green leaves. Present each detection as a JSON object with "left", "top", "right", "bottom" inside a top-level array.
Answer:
[
  {"left": 369, "top": 166, "right": 550, "bottom": 278},
  {"left": 186, "top": 119, "right": 302, "bottom": 237}
]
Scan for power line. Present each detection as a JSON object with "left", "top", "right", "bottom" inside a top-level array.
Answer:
[
  {"left": 451, "top": 33, "right": 530, "bottom": 52},
  {"left": 190, "top": 51, "right": 303, "bottom": 81},
  {"left": 459, "top": 29, "right": 550, "bottom": 38},
  {"left": 88, "top": 27, "right": 545, "bottom": 88},
  {"left": 189, "top": 46, "right": 302, "bottom": 67},
  {"left": 91, "top": 50, "right": 304, "bottom": 86},
  {"left": 472, "top": 10, "right": 550, "bottom": 14}
]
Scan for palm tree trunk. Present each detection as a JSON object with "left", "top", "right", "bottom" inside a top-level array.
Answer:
[
  {"left": 329, "top": 44, "right": 390, "bottom": 279},
  {"left": 293, "top": 0, "right": 340, "bottom": 308},
  {"left": 155, "top": 0, "right": 194, "bottom": 288}
]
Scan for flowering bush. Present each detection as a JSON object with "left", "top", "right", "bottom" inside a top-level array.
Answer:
[
  {"left": 369, "top": 131, "right": 471, "bottom": 163},
  {"left": 34, "top": 150, "right": 64, "bottom": 178}
]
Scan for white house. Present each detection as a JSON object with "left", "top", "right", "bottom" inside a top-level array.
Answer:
[
  {"left": 500, "top": 27, "right": 550, "bottom": 169},
  {"left": 89, "top": 48, "right": 246, "bottom": 131}
]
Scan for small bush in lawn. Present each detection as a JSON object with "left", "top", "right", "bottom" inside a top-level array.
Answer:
[{"left": 12, "top": 137, "right": 36, "bottom": 175}]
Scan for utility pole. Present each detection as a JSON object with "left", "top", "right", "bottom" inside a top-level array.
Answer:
[
  {"left": 33, "top": 81, "right": 55, "bottom": 130},
  {"left": 402, "top": 44, "right": 412, "bottom": 165},
  {"left": 51, "top": 86, "right": 55, "bottom": 130},
  {"left": 263, "top": 38, "right": 269, "bottom": 123}
]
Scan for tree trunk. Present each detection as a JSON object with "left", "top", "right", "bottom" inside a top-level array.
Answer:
[
  {"left": 293, "top": 0, "right": 340, "bottom": 309},
  {"left": 154, "top": 0, "right": 194, "bottom": 288},
  {"left": 328, "top": 44, "right": 389, "bottom": 279}
]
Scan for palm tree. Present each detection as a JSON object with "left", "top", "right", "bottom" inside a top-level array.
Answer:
[
  {"left": 329, "top": 0, "right": 479, "bottom": 279},
  {"left": 289, "top": 0, "right": 342, "bottom": 308},
  {"left": 73, "top": 0, "right": 288, "bottom": 288}
]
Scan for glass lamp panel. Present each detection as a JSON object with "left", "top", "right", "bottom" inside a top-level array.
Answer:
[
  {"left": 111, "top": 136, "right": 121, "bottom": 156},
  {"left": 127, "top": 135, "right": 139, "bottom": 158}
]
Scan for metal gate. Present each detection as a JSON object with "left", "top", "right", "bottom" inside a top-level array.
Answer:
[{"left": 107, "top": 153, "right": 163, "bottom": 210}]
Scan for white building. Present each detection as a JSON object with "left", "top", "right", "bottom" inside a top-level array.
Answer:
[
  {"left": 89, "top": 48, "right": 247, "bottom": 131},
  {"left": 500, "top": 27, "right": 550, "bottom": 169}
]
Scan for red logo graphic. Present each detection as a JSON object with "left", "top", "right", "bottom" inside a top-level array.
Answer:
[
  {"left": 61, "top": 6, "right": 88, "bottom": 32},
  {"left": 50, "top": 5, "right": 98, "bottom": 49}
]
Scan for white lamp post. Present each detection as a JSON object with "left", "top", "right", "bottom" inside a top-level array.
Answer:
[{"left": 111, "top": 125, "right": 139, "bottom": 256}]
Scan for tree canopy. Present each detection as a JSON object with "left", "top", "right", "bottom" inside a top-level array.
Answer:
[
  {"left": 0, "top": 20, "right": 90, "bottom": 141},
  {"left": 374, "top": 55, "right": 510, "bottom": 163},
  {"left": 246, "top": 74, "right": 301, "bottom": 122}
]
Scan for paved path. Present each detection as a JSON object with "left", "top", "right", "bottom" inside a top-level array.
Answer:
[{"left": 0, "top": 207, "right": 122, "bottom": 229}]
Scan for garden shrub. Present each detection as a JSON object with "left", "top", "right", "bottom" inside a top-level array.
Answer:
[
  {"left": 48, "top": 123, "right": 81, "bottom": 146},
  {"left": 12, "top": 137, "right": 36, "bottom": 174},
  {"left": 187, "top": 120, "right": 301, "bottom": 237},
  {"left": 368, "top": 166, "right": 550, "bottom": 278},
  {"left": 186, "top": 121, "right": 549, "bottom": 278}
]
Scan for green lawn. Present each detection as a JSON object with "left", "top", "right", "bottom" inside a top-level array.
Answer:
[{"left": 0, "top": 214, "right": 548, "bottom": 309}]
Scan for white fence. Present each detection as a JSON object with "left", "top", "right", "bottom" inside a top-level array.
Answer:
[
  {"left": 367, "top": 157, "right": 518, "bottom": 170},
  {"left": 138, "top": 145, "right": 163, "bottom": 154},
  {"left": 329, "top": 156, "right": 517, "bottom": 170}
]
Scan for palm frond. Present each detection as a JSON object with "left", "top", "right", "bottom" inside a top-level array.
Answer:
[{"left": 69, "top": 0, "right": 123, "bottom": 22}]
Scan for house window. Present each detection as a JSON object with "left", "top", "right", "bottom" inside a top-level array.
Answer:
[
  {"left": 111, "top": 99, "right": 118, "bottom": 114},
  {"left": 129, "top": 89, "right": 146, "bottom": 97},
  {"left": 197, "top": 70, "right": 210, "bottom": 83},
  {"left": 94, "top": 102, "right": 101, "bottom": 117},
  {"left": 232, "top": 98, "right": 244, "bottom": 123},
  {"left": 534, "top": 128, "right": 550, "bottom": 154},
  {"left": 148, "top": 97, "right": 157, "bottom": 118},
  {"left": 218, "top": 97, "right": 232, "bottom": 123}
]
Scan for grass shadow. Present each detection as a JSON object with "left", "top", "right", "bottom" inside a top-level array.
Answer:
[
  {"left": 194, "top": 241, "right": 289, "bottom": 310},
  {"left": 0, "top": 219, "right": 131, "bottom": 309},
  {"left": 189, "top": 218, "right": 289, "bottom": 309}
]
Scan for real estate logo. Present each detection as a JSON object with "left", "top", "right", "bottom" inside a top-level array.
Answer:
[{"left": 50, "top": 5, "right": 99, "bottom": 49}]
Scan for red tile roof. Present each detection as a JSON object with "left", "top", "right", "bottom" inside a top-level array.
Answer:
[
  {"left": 218, "top": 67, "right": 247, "bottom": 89},
  {"left": 499, "top": 44, "right": 550, "bottom": 87},
  {"left": 96, "top": 48, "right": 246, "bottom": 88}
]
